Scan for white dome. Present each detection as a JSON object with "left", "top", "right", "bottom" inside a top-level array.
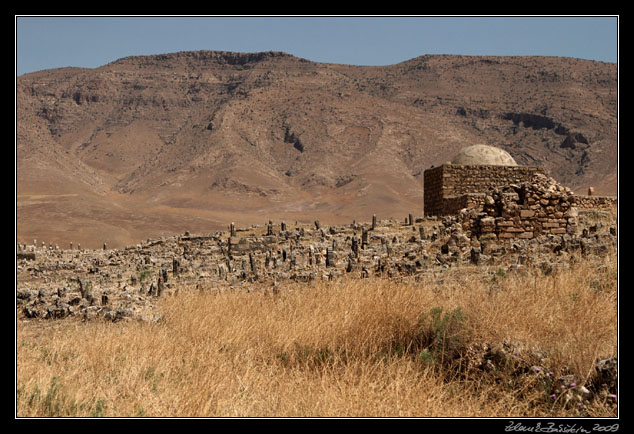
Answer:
[{"left": 451, "top": 145, "right": 517, "bottom": 166}]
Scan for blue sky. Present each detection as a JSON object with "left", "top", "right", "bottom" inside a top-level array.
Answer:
[{"left": 16, "top": 16, "right": 618, "bottom": 76}]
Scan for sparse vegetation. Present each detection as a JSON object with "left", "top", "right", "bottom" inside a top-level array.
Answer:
[
  {"left": 16, "top": 251, "right": 617, "bottom": 417},
  {"left": 138, "top": 267, "right": 152, "bottom": 284}
]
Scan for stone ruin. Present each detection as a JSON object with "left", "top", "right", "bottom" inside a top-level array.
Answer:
[
  {"left": 423, "top": 145, "right": 617, "bottom": 228},
  {"left": 15, "top": 145, "right": 617, "bottom": 325},
  {"left": 458, "top": 173, "right": 580, "bottom": 241}
]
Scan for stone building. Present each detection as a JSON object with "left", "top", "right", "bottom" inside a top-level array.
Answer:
[
  {"left": 423, "top": 144, "right": 616, "bottom": 242},
  {"left": 423, "top": 145, "right": 545, "bottom": 216}
]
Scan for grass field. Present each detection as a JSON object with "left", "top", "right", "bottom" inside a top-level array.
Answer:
[{"left": 16, "top": 251, "right": 618, "bottom": 418}]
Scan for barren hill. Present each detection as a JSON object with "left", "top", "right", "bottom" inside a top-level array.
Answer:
[{"left": 16, "top": 51, "right": 617, "bottom": 249}]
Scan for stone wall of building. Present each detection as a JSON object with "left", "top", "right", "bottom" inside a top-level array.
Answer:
[
  {"left": 424, "top": 164, "right": 546, "bottom": 216},
  {"left": 458, "top": 174, "right": 582, "bottom": 241},
  {"left": 438, "top": 193, "right": 486, "bottom": 216},
  {"left": 573, "top": 195, "right": 618, "bottom": 210}
]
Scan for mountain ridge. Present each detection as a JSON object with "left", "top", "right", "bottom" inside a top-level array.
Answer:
[{"left": 17, "top": 50, "right": 617, "bottom": 249}]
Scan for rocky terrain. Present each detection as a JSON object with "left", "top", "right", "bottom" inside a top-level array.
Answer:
[
  {"left": 16, "top": 176, "right": 618, "bottom": 409},
  {"left": 16, "top": 51, "right": 617, "bottom": 249},
  {"left": 17, "top": 172, "right": 617, "bottom": 323}
]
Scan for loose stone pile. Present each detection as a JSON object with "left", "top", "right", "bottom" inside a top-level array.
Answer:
[{"left": 459, "top": 173, "right": 580, "bottom": 241}]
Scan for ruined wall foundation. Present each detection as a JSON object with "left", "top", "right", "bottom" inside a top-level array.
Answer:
[{"left": 424, "top": 164, "right": 617, "bottom": 242}]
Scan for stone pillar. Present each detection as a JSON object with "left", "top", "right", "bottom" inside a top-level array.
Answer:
[
  {"left": 249, "top": 252, "right": 257, "bottom": 274},
  {"left": 372, "top": 214, "right": 377, "bottom": 230},
  {"left": 361, "top": 229, "right": 368, "bottom": 250},
  {"left": 156, "top": 276, "right": 165, "bottom": 297},
  {"left": 326, "top": 247, "right": 334, "bottom": 267},
  {"left": 230, "top": 222, "right": 236, "bottom": 237},
  {"left": 351, "top": 235, "right": 359, "bottom": 258}
]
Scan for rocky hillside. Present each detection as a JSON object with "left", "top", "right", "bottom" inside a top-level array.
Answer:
[{"left": 16, "top": 51, "right": 617, "bottom": 248}]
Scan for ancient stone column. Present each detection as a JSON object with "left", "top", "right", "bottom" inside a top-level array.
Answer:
[
  {"left": 372, "top": 214, "right": 377, "bottom": 230},
  {"left": 218, "top": 264, "right": 227, "bottom": 280},
  {"left": 351, "top": 236, "right": 359, "bottom": 258},
  {"left": 157, "top": 276, "right": 165, "bottom": 296},
  {"left": 267, "top": 220, "right": 273, "bottom": 236},
  {"left": 314, "top": 220, "right": 321, "bottom": 230},
  {"left": 588, "top": 187, "right": 595, "bottom": 196},
  {"left": 77, "top": 278, "right": 89, "bottom": 300},
  {"left": 361, "top": 229, "right": 368, "bottom": 250},
  {"left": 281, "top": 221, "right": 287, "bottom": 232},
  {"left": 408, "top": 213, "right": 413, "bottom": 226},
  {"left": 326, "top": 247, "right": 334, "bottom": 267},
  {"left": 249, "top": 252, "right": 257, "bottom": 274},
  {"left": 230, "top": 222, "right": 236, "bottom": 237}
]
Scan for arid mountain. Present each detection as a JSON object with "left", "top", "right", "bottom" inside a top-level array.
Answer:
[{"left": 16, "top": 51, "right": 618, "bottom": 249}]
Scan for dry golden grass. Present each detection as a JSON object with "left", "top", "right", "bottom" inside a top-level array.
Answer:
[{"left": 16, "top": 252, "right": 617, "bottom": 418}]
